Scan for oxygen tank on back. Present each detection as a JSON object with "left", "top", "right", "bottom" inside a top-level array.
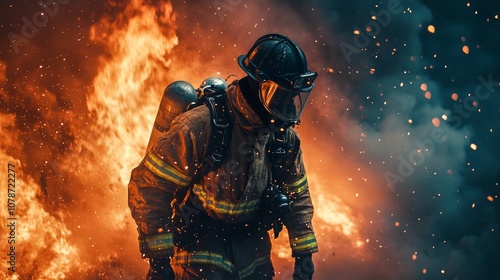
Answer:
[
  {"left": 146, "top": 81, "right": 198, "bottom": 152},
  {"left": 198, "top": 76, "right": 228, "bottom": 95}
]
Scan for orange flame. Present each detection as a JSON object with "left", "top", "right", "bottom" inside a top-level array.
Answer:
[
  {"left": 88, "top": 0, "right": 178, "bottom": 185},
  {"left": 0, "top": 117, "right": 82, "bottom": 279},
  {"left": 2, "top": 1, "right": 369, "bottom": 278}
]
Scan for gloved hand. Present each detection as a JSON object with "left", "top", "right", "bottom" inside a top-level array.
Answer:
[
  {"left": 146, "top": 257, "right": 174, "bottom": 280},
  {"left": 293, "top": 254, "right": 314, "bottom": 280}
]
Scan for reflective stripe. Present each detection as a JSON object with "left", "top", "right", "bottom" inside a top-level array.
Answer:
[
  {"left": 239, "top": 255, "right": 270, "bottom": 279},
  {"left": 140, "top": 232, "right": 174, "bottom": 252},
  {"left": 291, "top": 233, "right": 317, "bottom": 253},
  {"left": 283, "top": 176, "right": 308, "bottom": 195},
  {"left": 192, "top": 184, "right": 259, "bottom": 215},
  {"left": 172, "top": 251, "right": 235, "bottom": 273},
  {"left": 144, "top": 152, "right": 191, "bottom": 186}
]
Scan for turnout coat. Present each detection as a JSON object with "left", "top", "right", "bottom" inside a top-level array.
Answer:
[{"left": 128, "top": 80, "right": 318, "bottom": 279}]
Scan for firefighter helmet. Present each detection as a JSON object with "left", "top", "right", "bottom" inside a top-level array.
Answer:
[{"left": 238, "top": 34, "right": 317, "bottom": 123}]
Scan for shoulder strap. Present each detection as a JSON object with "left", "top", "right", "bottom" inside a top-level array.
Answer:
[
  {"left": 195, "top": 93, "right": 232, "bottom": 179},
  {"left": 174, "top": 91, "right": 232, "bottom": 205}
]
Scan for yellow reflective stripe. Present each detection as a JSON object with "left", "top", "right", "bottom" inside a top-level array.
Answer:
[
  {"left": 283, "top": 176, "right": 308, "bottom": 195},
  {"left": 239, "top": 255, "right": 269, "bottom": 279},
  {"left": 172, "top": 251, "right": 235, "bottom": 273},
  {"left": 192, "top": 184, "right": 259, "bottom": 215},
  {"left": 291, "top": 233, "right": 317, "bottom": 252},
  {"left": 144, "top": 152, "right": 191, "bottom": 186},
  {"left": 140, "top": 233, "right": 173, "bottom": 252}
]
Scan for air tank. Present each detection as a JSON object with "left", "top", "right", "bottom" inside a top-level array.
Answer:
[{"left": 146, "top": 81, "right": 198, "bottom": 152}]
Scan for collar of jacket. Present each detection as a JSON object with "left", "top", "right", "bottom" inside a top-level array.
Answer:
[{"left": 226, "top": 81, "right": 267, "bottom": 133}]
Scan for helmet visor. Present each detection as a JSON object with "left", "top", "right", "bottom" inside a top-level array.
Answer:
[{"left": 259, "top": 80, "right": 312, "bottom": 122}]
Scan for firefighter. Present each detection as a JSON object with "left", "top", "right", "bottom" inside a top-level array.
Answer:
[{"left": 128, "top": 33, "right": 318, "bottom": 280}]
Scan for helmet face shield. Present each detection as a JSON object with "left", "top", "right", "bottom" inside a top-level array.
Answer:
[
  {"left": 238, "top": 34, "right": 318, "bottom": 124},
  {"left": 259, "top": 80, "right": 313, "bottom": 123}
]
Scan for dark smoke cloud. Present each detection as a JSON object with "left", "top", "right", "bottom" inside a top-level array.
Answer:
[
  {"left": 297, "top": 0, "right": 500, "bottom": 279},
  {"left": 1, "top": 0, "right": 499, "bottom": 279}
]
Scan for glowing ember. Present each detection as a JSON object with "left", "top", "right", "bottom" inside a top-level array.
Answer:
[
  {"left": 420, "top": 83, "right": 428, "bottom": 91},
  {"left": 432, "top": 117, "right": 440, "bottom": 127},
  {"left": 462, "top": 45, "right": 470, "bottom": 54}
]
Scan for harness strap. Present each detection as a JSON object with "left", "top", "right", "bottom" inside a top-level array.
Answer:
[
  {"left": 173, "top": 91, "right": 232, "bottom": 222},
  {"left": 195, "top": 94, "right": 232, "bottom": 178}
]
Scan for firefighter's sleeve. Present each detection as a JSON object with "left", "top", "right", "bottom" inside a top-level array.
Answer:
[
  {"left": 279, "top": 133, "right": 319, "bottom": 257},
  {"left": 128, "top": 113, "right": 207, "bottom": 258},
  {"left": 128, "top": 165, "right": 178, "bottom": 258}
]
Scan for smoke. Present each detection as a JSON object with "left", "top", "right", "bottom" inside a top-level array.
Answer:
[
  {"left": 298, "top": 0, "right": 500, "bottom": 279},
  {"left": 1, "top": 0, "right": 499, "bottom": 279}
]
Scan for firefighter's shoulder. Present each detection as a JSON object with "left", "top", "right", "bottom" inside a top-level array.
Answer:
[{"left": 171, "top": 104, "right": 212, "bottom": 135}]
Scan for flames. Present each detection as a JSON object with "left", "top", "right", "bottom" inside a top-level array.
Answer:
[
  {"left": 88, "top": 0, "right": 178, "bottom": 185},
  {"left": 1, "top": 0, "right": 369, "bottom": 279},
  {"left": 0, "top": 116, "right": 82, "bottom": 279}
]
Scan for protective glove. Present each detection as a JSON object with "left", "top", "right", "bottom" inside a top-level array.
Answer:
[
  {"left": 146, "top": 257, "right": 174, "bottom": 280},
  {"left": 293, "top": 254, "right": 314, "bottom": 280}
]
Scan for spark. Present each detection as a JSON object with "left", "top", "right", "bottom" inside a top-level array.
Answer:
[
  {"left": 432, "top": 117, "right": 440, "bottom": 127},
  {"left": 462, "top": 45, "right": 470, "bottom": 54}
]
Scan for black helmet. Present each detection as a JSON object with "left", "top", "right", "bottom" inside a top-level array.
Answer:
[{"left": 238, "top": 34, "right": 317, "bottom": 123}]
